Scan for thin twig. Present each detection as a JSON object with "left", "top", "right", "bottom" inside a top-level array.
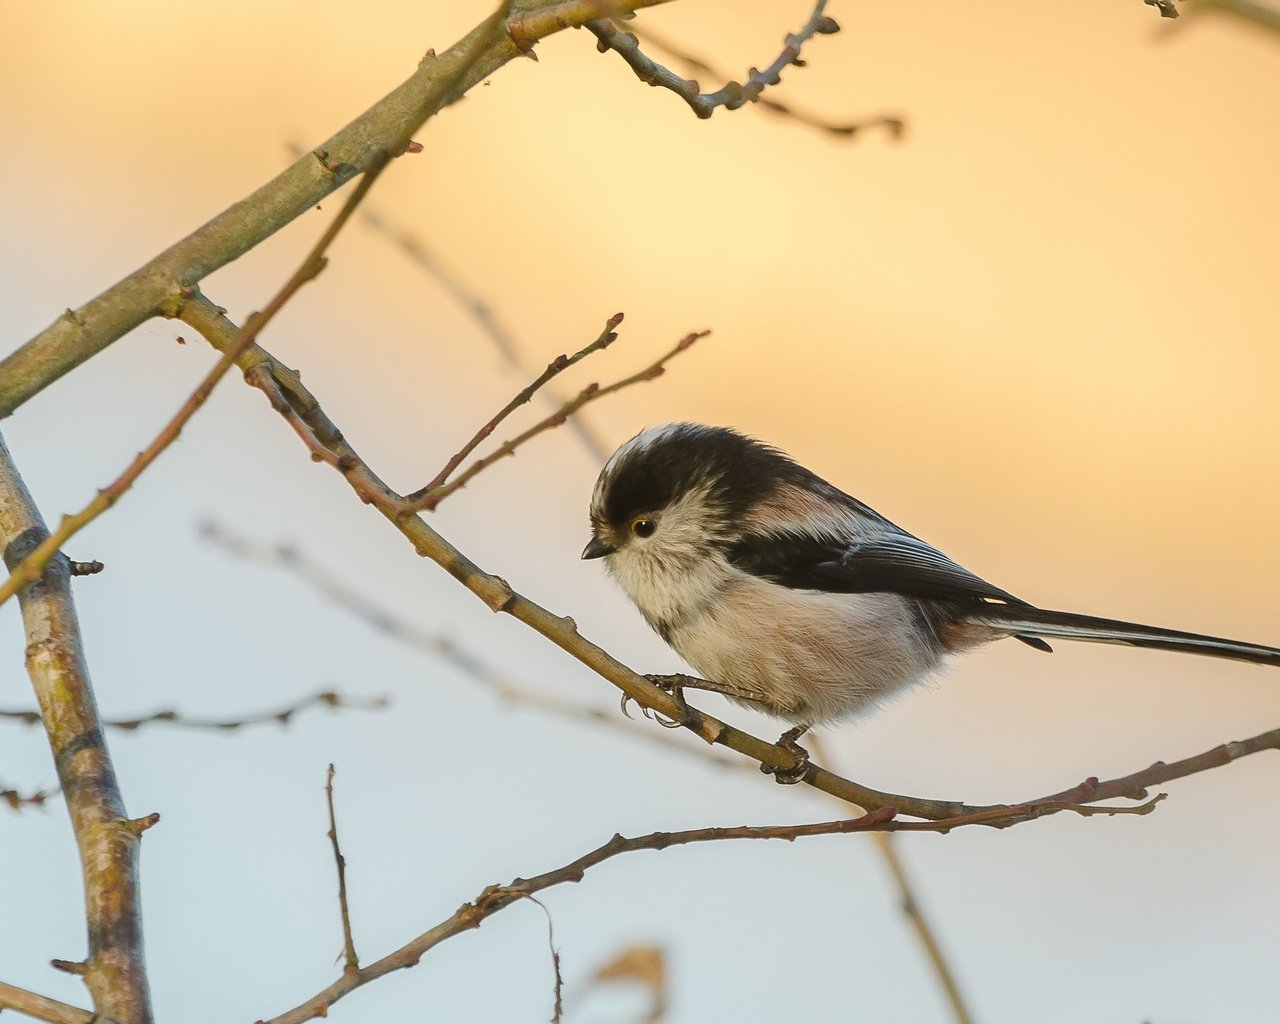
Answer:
[
  {"left": 520, "top": 896, "right": 564, "bottom": 1024},
  {"left": 325, "top": 765, "right": 361, "bottom": 973},
  {"left": 0, "top": 148, "right": 395, "bottom": 610},
  {"left": 0, "top": 431, "right": 157, "bottom": 1023},
  {"left": 0, "top": 690, "right": 386, "bottom": 733},
  {"left": 628, "top": 19, "right": 905, "bottom": 139},
  {"left": 419, "top": 312, "right": 624, "bottom": 495},
  {"left": 586, "top": 1, "right": 842, "bottom": 120},
  {"left": 400, "top": 329, "right": 707, "bottom": 511}
]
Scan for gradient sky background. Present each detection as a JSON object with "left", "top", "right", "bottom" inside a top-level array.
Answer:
[{"left": 2, "top": 2, "right": 1279, "bottom": 1021}]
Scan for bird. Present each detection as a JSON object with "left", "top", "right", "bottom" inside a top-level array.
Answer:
[{"left": 582, "top": 423, "right": 1279, "bottom": 757}]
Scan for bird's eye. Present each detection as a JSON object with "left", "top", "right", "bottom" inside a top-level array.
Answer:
[{"left": 630, "top": 516, "right": 656, "bottom": 538}]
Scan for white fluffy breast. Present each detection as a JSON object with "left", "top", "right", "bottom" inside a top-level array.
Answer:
[{"left": 665, "top": 575, "right": 943, "bottom": 725}]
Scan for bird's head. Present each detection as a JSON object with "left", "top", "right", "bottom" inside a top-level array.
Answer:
[{"left": 583, "top": 423, "right": 813, "bottom": 581}]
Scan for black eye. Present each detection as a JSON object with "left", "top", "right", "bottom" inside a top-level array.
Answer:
[{"left": 630, "top": 516, "right": 656, "bottom": 538}]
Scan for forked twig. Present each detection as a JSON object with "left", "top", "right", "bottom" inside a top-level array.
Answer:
[
  {"left": 400, "top": 329, "right": 707, "bottom": 511},
  {"left": 418, "top": 313, "right": 623, "bottom": 497}
]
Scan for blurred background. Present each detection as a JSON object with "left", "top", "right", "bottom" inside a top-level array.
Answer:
[{"left": 2, "top": 1, "right": 1279, "bottom": 1020}]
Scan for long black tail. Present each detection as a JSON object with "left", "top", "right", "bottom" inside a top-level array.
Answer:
[{"left": 969, "top": 605, "right": 1280, "bottom": 668}]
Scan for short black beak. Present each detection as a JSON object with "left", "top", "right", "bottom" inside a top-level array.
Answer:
[{"left": 581, "top": 536, "right": 615, "bottom": 560}]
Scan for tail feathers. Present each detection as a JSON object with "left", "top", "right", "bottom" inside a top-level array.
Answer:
[{"left": 971, "top": 605, "right": 1280, "bottom": 668}]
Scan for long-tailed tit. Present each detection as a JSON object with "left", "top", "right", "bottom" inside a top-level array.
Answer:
[{"left": 583, "top": 423, "right": 1279, "bottom": 743}]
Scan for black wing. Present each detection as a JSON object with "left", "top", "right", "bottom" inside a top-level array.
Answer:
[{"left": 727, "top": 529, "right": 1053, "bottom": 650}]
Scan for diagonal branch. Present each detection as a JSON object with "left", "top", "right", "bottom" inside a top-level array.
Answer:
[
  {"left": 0, "top": 0, "right": 673, "bottom": 419},
  {"left": 399, "top": 328, "right": 707, "bottom": 512},
  {"left": 0, "top": 142, "right": 397, "bottom": 610},
  {"left": 0, "top": 982, "right": 95, "bottom": 1024},
  {"left": 586, "top": 0, "right": 841, "bottom": 120},
  {"left": 260, "top": 798, "right": 1160, "bottom": 1024},
  {"left": 0, "top": 431, "right": 157, "bottom": 1023},
  {"left": 178, "top": 301, "right": 1280, "bottom": 827}
]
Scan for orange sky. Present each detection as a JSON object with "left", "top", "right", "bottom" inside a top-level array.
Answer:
[{"left": 2, "top": 3, "right": 1279, "bottom": 1022}]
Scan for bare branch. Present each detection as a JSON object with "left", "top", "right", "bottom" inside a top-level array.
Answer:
[
  {"left": 325, "top": 765, "right": 361, "bottom": 974},
  {"left": 586, "top": 1, "right": 843, "bottom": 120},
  {"left": 0, "top": 143, "right": 396, "bottom": 610},
  {"left": 0, "top": 982, "right": 95, "bottom": 1024},
  {"left": 0, "top": 0, "right": 673, "bottom": 418},
  {"left": 627, "top": 19, "right": 905, "bottom": 139},
  {"left": 0, "top": 431, "right": 156, "bottom": 1023},
  {"left": 400, "top": 329, "right": 707, "bottom": 512},
  {"left": 419, "top": 312, "right": 623, "bottom": 496},
  {"left": 260, "top": 798, "right": 1163, "bottom": 1024},
  {"left": 1, "top": 690, "right": 386, "bottom": 734},
  {"left": 181, "top": 303, "right": 1280, "bottom": 823}
]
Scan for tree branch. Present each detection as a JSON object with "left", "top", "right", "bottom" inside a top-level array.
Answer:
[
  {"left": 0, "top": 138, "right": 400, "bottom": 609},
  {"left": 0, "top": 981, "right": 95, "bottom": 1024},
  {"left": 586, "top": 0, "right": 841, "bottom": 119},
  {"left": 178, "top": 301, "right": 1280, "bottom": 826},
  {"left": 0, "top": 431, "right": 156, "bottom": 1024},
  {"left": 0, "top": 0, "right": 672, "bottom": 419},
  {"left": 260, "top": 797, "right": 1162, "bottom": 1024},
  {"left": 199, "top": 520, "right": 742, "bottom": 770}
]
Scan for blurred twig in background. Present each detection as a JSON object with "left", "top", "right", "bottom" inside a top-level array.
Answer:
[{"left": 0, "top": 690, "right": 386, "bottom": 734}]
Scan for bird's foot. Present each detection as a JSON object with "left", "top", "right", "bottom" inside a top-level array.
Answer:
[
  {"left": 761, "top": 725, "right": 812, "bottom": 785},
  {"left": 619, "top": 674, "right": 694, "bottom": 728},
  {"left": 644, "top": 673, "right": 693, "bottom": 728}
]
